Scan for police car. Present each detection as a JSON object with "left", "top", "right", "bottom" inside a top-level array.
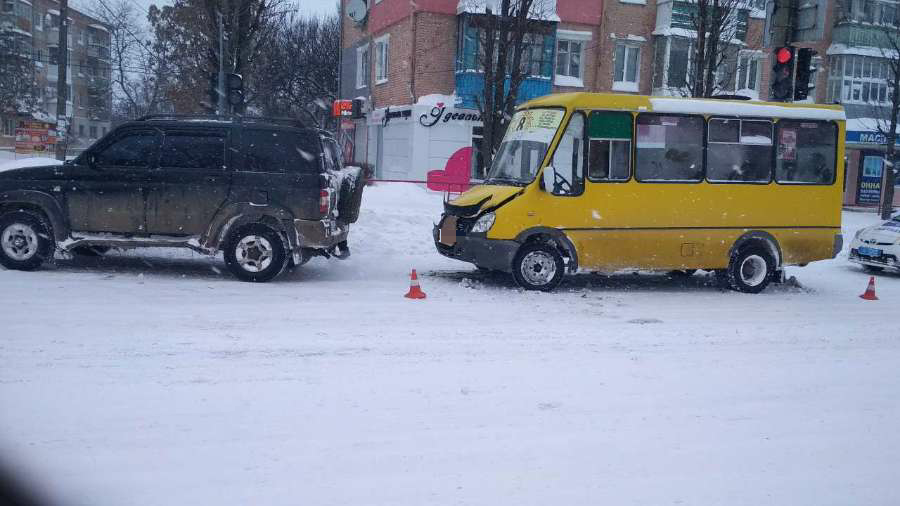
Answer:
[{"left": 849, "top": 214, "right": 900, "bottom": 271}]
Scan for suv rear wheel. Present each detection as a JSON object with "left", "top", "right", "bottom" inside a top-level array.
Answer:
[
  {"left": 223, "top": 223, "right": 287, "bottom": 282},
  {"left": 0, "top": 211, "right": 54, "bottom": 271}
]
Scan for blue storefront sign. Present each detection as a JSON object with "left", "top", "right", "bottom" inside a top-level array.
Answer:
[
  {"left": 858, "top": 154, "right": 884, "bottom": 205},
  {"left": 846, "top": 130, "right": 900, "bottom": 146}
]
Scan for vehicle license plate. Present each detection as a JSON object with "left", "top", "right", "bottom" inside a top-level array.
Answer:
[{"left": 858, "top": 246, "right": 882, "bottom": 257}]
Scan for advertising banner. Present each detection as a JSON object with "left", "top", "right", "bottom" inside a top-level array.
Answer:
[{"left": 14, "top": 121, "right": 57, "bottom": 155}]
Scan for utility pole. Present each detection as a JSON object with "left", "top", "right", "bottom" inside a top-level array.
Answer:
[
  {"left": 217, "top": 10, "right": 226, "bottom": 116},
  {"left": 54, "top": 0, "right": 69, "bottom": 161}
]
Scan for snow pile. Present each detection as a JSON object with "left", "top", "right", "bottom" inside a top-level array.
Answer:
[{"left": 416, "top": 94, "right": 460, "bottom": 107}]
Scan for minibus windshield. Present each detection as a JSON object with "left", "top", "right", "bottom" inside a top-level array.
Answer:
[{"left": 485, "top": 108, "right": 566, "bottom": 185}]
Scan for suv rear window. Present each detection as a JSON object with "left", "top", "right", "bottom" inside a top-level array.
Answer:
[
  {"left": 160, "top": 131, "right": 226, "bottom": 170},
  {"left": 241, "top": 129, "right": 320, "bottom": 174}
]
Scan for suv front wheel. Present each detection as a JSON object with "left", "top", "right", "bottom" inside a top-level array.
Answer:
[
  {"left": 0, "top": 211, "right": 54, "bottom": 271},
  {"left": 223, "top": 223, "right": 287, "bottom": 282}
]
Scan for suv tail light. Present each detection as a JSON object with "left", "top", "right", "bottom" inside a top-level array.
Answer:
[{"left": 320, "top": 189, "right": 330, "bottom": 214}]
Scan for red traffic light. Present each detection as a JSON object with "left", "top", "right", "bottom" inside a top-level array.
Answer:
[{"left": 776, "top": 47, "right": 793, "bottom": 64}]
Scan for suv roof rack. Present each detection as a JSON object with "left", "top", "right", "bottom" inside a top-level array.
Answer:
[{"left": 135, "top": 114, "right": 308, "bottom": 129}]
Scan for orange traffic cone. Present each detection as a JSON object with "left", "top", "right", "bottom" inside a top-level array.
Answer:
[
  {"left": 860, "top": 276, "right": 879, "bottom": 300},
  {"left": 404, "top": 269, "right": 427, "bottom": 299}
]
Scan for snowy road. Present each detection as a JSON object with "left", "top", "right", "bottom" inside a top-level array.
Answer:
[{"left": 1, "top": 184, "right": 899, "bottom": 505}]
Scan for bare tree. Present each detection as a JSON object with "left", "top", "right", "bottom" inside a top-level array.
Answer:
[
  {"left": 663, "top": 0, "right": 749, "bottom": 97},
  {"left": 89, "top": 0, "right": 172, "bottom": 121},
  {"left": 146, "top": 0, "right": 285, "bottom": 115},
  {"left": 0, "top": 23, "right": 38, "bottom": 117},
  {"left": 462, "top": 0, "right": 556, "bottom": 172},
  {"left": 873, "top": 29, "right": 900, "bottom": 218},
  {"left": 254, "top": 14, "right": 340, "bottom": 126}
]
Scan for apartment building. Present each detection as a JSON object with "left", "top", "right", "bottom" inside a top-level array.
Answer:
[
  {"left": 0, "top": 0, "right": 112, "bottom": 153},
  {"left": 339, "top": 0, "right": 769, "bottom": 182}
]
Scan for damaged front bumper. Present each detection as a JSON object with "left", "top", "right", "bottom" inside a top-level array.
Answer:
[{"left": 433, "top": 214, "right": 518, "bottom": 272}]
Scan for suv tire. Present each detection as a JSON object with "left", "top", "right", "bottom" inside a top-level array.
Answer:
[
  {"left": 223, "top": 223, "right": 287, "bottom": 282},
  {"left": 512, "top": 243, "right": 565, "bottom": 291},
  {"left": 0, "top": 211, "right": 54, "bottom": 271},
  {"left": 726, "top": 246, "right": 775, "bottom": 293}
]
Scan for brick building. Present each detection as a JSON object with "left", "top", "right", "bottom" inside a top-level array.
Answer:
[
  {"left": 337, "top": 0, "right": 816, "bottom": 185},
  {"left": 1, "top": 0, "right": 112, "bottom": 154}
]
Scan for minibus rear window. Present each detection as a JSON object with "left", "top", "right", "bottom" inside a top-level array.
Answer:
[
  {"left": 775, "top": 120, "right": 837, "bottom": 184},
  {"left": 635, "top": 114, "right": 704, "bottom": 183}
]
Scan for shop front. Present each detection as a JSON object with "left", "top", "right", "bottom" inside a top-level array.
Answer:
[
  {"left": 843, "top": 120, "right": 900, "bottom": 208},
  {"left": 350, "top": 99, "right": 485, "bottom": 184}
]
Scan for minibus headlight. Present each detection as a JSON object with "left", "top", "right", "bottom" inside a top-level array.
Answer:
[{"left": 471, "top": 212, "right": 496, "bottom": 233}]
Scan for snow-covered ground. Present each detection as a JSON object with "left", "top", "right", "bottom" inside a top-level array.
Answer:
[{"left": 1, "top": 182, "right": 899, "bottom": 506}]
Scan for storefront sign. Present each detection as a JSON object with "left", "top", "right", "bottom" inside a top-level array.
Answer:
[
  {"left": 419, "top": 105, "right": 482, "bottom": 127},
  {"left": 15, "top": 121, "right": 56, "bottom": 155},
  {"left": 858, "top": 155, "right": 884, "bottom": 205},
  {"left": 846, "top": 130, "right": 900, "bottom": 145}
]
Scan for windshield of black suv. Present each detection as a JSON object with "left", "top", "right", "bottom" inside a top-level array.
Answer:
[{"left": 485, "top": 108, "right": 566, "bottom": 185}]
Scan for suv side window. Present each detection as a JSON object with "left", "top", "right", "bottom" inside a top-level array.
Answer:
[
  {"left": 93, "top": 130, "right": 159, "bottom": 168},
  {"left": 241, "top": 128, "right": 320, "bottom": 174},
  {"left": 323, "top": 138, "right": 342, "bottom": 171},
  {"left": 159, "top": 130, "right": 226, "bottom": 170}
]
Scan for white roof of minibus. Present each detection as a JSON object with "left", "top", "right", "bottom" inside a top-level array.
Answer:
[
  {"left": 649, "top": 97, "right": 846, "bottom": 121},
  {"left": 521, "top": 93, "right": 846, "bottom": 122}
]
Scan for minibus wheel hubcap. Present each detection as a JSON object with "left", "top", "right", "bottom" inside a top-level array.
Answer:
[
  {"left": 739, "top": 254, "right": 767, "bottom": 286},
  {"left": 521, "top": 250, "right": 557, "bottom": 285}
]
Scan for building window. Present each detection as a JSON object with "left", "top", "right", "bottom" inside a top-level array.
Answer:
[
  {"left": 356, "top": 44, "right": 369, "bottom": 89},
  {"left": 827, "top": 55, "right": 892, "bottom": 104},
  {"left": 374, "top": 35, "right": 389, "bottom": 84},
  {"left": 736, "top": 52, "right": 761, "bottom": 97},
  {"left": 458, "top": 19, "right": 553, "bottom": 78},
  {"left": 33, "top": 9, "right": 42, "bottom": 30},
  {"left": 2, "top": 117, "right": 16, "bottom": 136},
  {"left": 89, "top": 125, "right": 97, "bottom": 138},
  {"left": 556, "top": 40, "right": 583, "bottom": 86},
  {"left": 614, "top": 43, "right": 641, "bottom": 92},
  {"left": 78, "top": 124, "right": 84, "bottom": 136}
]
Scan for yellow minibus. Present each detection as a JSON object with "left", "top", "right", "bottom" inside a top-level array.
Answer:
[{"left": 433, "top": 93, "right": 845, "bottom": 293}]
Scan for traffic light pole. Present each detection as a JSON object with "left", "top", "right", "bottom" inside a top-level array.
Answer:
[{"left": 217, "top": 11, "right": 227, "bottom": 116}]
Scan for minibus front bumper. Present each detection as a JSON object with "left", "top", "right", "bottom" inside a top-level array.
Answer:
[{"left": 433, "top": 218, "right": 518, "bottom": 272}]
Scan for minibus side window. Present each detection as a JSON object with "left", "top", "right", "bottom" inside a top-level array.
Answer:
[
  {"left": 707, "top": 118, "right": 773, "bottom": 183},
  {"left": 550, "top": 112, "right": 586, "bottom": 195},
  {"left": 635, "top": 114, "right": 704, "bottom": 182},
  {"left": 588, "top": 111, "right": 632, "bottom": 181},
  {"left": 775, "top": 120, "right": 837, "bottom": 184}
]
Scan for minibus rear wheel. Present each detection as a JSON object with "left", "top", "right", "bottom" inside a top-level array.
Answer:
[
  {"left": 512, "top": 243, "right": 565, "bottom": 291},
  {"left": 726, "top": 246, "right": 775, "bottom": 294}
]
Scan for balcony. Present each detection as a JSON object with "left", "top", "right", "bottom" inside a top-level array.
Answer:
[
  {"left": 832, "top": 22, "right": 898, "bottom": 49},
  {"left": 87, "top": 44, "right": 110, "bottom": 60}
]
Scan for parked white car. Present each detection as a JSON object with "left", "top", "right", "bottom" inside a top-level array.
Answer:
[{"left": 849, "top": 214, "right": 900, "bottom": 272}]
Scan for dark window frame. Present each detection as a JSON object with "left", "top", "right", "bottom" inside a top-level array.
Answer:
[
  {"left": 586, "top": 109, "right": 634, "bottom": 183},
  {"left": 548, "top": 110, "right": 588, "bottom": 197},
  {"left": 89, "top": 127, "right": 161, "bottom": 169},
  {"left": 237, "top": 127, "right": 324, "bottom": 175},
  {"left": 157, "top": 128, "right": 229, "bottom": 172},
  {"left": 705, "top": 116, "right": 775, "bottom": 185},
  {"left": 634, "top": 112, "right": 706, "bottom": 184},
  {"left": 773, "top": 119, "right": 839, "bottom": 186}
]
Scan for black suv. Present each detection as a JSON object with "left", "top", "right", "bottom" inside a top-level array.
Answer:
[{"left": 0, "top": 115, "right": 365, "bottom": 282}]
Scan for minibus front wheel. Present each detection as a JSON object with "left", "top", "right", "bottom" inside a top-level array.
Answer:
[{"left": 512, "top": 243, "right": 565, "bottom": 291}]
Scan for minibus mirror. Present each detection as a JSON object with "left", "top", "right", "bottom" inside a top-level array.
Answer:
[{"left": 541, "top": 166, "right": 555, "bottom": 192}]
